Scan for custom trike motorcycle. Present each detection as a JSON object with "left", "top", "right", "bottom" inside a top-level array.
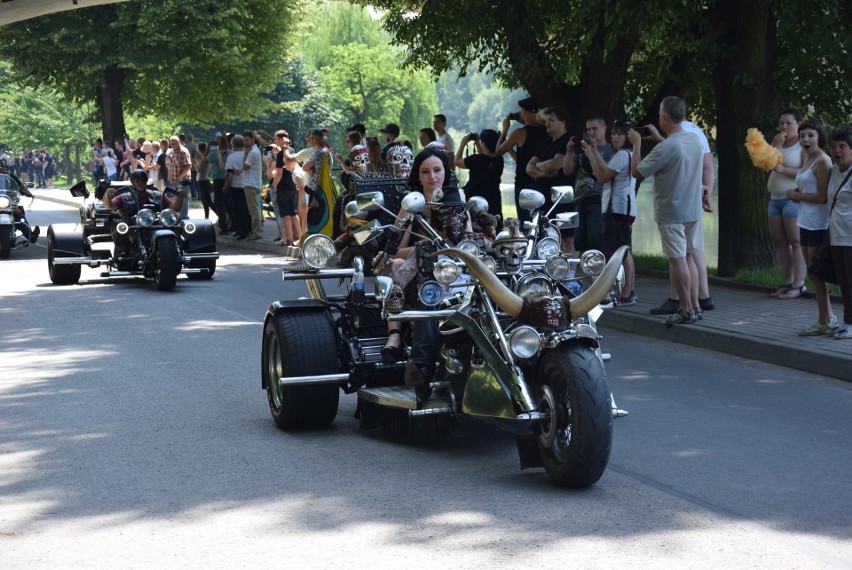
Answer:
[
  {"left": 0, "top": 172, "right": 39, "bottom": 259},
  {"left": 261, "top": 188, "right": 627, "bottom": 488},
  {"left": 46, "top": 180, "right": 219, "bottom": 290}
]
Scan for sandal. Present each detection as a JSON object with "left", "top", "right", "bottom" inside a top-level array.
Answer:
[
  {"left": 770, "top": 284, "right": 792, "bottom": 297},
  {"left": 778, "top": 285, "right": 805, "bottom": 299},
  {"left": 381, "top": 328, "right": 405, "bottom": 364}
]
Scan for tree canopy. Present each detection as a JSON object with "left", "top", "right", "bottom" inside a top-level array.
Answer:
[{"left": 0, "top": 0, "right": 299, "bottom": 142}]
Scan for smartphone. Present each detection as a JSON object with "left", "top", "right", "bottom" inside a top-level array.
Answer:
[
  {"left": 634, "top": 126, "right": 651, "bottom": 138},
  {"left": 582, "top": 132, "right": 591, "bottom": 144}
]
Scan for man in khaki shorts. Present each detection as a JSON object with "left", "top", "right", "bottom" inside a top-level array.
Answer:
[{"left": 629, "top": 96, "right": 705, "bottom": 325}]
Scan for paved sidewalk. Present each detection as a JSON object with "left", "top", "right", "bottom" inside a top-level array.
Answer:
[{"left": 33, "top": 187, "right": 852, "bottom": 383}]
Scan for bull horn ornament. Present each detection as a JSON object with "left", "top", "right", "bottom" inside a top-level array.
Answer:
[{"left": 435, "top": 246, "right": 629, "bottom": 321}]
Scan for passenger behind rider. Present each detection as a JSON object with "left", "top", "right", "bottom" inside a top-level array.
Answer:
[{"left": 102, "top": 169, "right": 186, "bottom": 256}]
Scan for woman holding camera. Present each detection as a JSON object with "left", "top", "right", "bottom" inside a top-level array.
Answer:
[{"left": 454, "top": 129, "right": 504, "bottom": 229}]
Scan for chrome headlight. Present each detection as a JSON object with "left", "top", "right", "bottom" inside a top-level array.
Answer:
[
  {"left": 580, "top": 249, "right": 606, "bottom": 277},
  {"left": 456, "top": 239, "right": 480, "bottom": 256},
  {"left": 481, "top": 255, "right": 497, "bottom": 273},
  {"left": 137, "top": 209, "right": 155, "bottom": 227},
  {"left": 535, "top": 236, "right": 561, "bottom": 260},
  {"left": 160, "top": 208, "right": 179, "bottom": 227},
  {"left": 516, "top": 273, "right": 553, "bottom": 298},
  {"left": 543, "top": 225, "right": 561, "bottom": 243},
  {"left": 301, "top": 234, "right": 336, "bottom": 269},
  {"left": 509, "top": 326, "right": 541, "bottom": 359},
  {"left": 433, "top": 259, "right": 459, "bottom": 285},
  {"left": 0, "top": 196, "right": 10, "bottom": 209},
  {"left": 418, "top": 281, "right": 444, "bottom": 307},
  {"left": 545, "top": 255, "right": 570, "bottom": 280}
]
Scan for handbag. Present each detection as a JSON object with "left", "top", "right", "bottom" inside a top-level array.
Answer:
[{"left": 807, "top": 168, "right": 852, "bottom": 285}]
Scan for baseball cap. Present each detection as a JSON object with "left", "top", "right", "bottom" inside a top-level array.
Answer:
[
  {"left": 309, "top": 128, "right": 324, "bottom": 137},
  {"left": 379, "top": 123, "right": 400, "bottom": 136},
  {"left": 518, "top": 97, "right": 540, "bottom": 113},
  {"left": 347, "top": 122, "right": 366, "bottom": 134}
]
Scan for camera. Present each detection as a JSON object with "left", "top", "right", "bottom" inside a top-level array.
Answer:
[
  {"left": 507, "top": 112, "right": 521, "bottom": 122},
  {"left": 468, "top": 133, "right": 479, "bottom": 141},
  {"left": 634, "top": 126, "right": 651, "bottom": 138}
]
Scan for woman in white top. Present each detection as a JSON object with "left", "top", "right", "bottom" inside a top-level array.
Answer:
[
  {"left": 825, "top": 125, "right": 852, "bottom": 339},
  {"left": 586, "top": 119, "right": 637, "bottom": 305},
  {"left": 786, "top": 120, "right": 833, "bottom": 335},
  {"left": 102, "top": 149, "right": 118, "bottom": 181},
  {"left": 767, "top": 109, "right": 807, "bottom": 298}
]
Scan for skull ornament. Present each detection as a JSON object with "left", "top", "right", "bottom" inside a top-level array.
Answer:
[
  {"left": 543, "top": 296, "right": 565, "bottom": 328},
  {"left": 386, "top": 284, "right": 405, "bottom": 314},
  {"left": 348, "top": 144, "right": 370, "bottom": 173},
  {"left": 493, "top": 218, "right": 527, "bottom": 273},
  {"left": 387, "top": 143, "right": 413, "bottom": 178}
]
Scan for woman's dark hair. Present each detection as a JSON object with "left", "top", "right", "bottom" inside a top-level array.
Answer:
[
  {"left": 197, "top": 142, "right": 208, "bottom": 155},
  {"left": 408, "top": 148, "right": 451, "bottom": 189},
  {"left": 779, "top": 108, "right": 803, "bottom": 122},
  {"left": 798, "top": 120, "right": 827, "bottom": 148},
  {"left": 611, "top": 120, "right": 633, "bottom": 150},
  {"left": 828, "top": 124, "right": 852, "bottom": 147}
]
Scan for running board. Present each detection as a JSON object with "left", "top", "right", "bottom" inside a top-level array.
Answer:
[{"left": 358, "top": 385, "right": 453, "bottom": 414}]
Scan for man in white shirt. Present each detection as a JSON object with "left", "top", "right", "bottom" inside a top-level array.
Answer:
[
  {"left": 433, "top": 114, "right": 455, "bottom": 155},
  {"left": 224, "top": 135, "right": 252, "bottom": 240},
  {"left": 242, "top": 131, "right": 264, "bottom": 240}
]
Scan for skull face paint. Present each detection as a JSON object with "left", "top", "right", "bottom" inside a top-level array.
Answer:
[
  {"left": 387, "top": 143, "right": 413, "bottom": 178},
  {"left": 348, "top": 144, "right": 370, "bottom": 172}
]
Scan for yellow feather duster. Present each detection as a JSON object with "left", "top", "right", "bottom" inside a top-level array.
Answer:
[{"left": 745, "top": 128, "right": 782, "bottom": 172}]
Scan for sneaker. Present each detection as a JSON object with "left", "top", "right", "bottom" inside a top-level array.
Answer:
[
  {"left": 833, "top": 326, "right": 852, "bottom": 339},
  {"left": 699, "top": 297, "right": 715, "bottom": 311},
  {"left": 663, "top": 310, "right": 698, "bottom": 326},
  {"left": 650, "top": 298, "right": 680, "bottom": 315},
  {"left": 798, "top": 322, "right": 832, "bottom": 336},
  {"left": 617, "top": 291, "right": 637, "bottom": 306}
]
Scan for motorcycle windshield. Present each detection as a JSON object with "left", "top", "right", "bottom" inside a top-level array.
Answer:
[{"left": 0, "top": 174, "right": 21, "bottom": 202}]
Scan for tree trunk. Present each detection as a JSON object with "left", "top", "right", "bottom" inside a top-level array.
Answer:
[
  {"left": 96, "top": 64, "right": 127, "bottom": 144},
  {"left": 713, "top": 0, "right": 780, "bottom": 276}
]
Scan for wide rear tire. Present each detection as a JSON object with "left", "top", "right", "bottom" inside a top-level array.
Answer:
[
  {"left": 536, "top": 344, "right": 613, "bottom": 488},
  {"left": 154, "top": 236, "right": 179, "bottom": 291},
  {"left": 262, "top": 310, "right": 340, "bottom": 429},
  {"left": 47, "top": 230, "right": 81, "bottom": 285}
]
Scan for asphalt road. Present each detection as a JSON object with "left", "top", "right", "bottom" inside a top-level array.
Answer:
[{"left": 1, "top": 201, "right": 851, "bottom": 568}]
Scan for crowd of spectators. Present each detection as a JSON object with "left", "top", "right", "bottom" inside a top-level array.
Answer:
[{"left": 0, "top": 146, "right": 57, "bottom": 188}]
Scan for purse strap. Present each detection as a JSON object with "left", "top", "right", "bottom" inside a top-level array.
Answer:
[{"left": 829, "top": 168, "right": 852, "bottom": 216}]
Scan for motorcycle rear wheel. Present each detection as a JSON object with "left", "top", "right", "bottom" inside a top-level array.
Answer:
[
  {"left": 0, "top": 225, "right": 11, "bottom": 259},
  {"left": 262, "top": 310, "right": 340, "bottom": 429},
  {"left": 154, "top": 237, "right": 179, "bottom": 291},
  {"left": 47, "top": 230, "right": 81, "bottom": 284},
  {"left": 536, "top": 344, "right": 613, "bottom": 488}
]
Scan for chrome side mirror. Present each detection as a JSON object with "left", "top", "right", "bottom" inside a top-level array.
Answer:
[
  {"left": 552, "top": 212, "right": 579, "bottom": 229},
  {"left": 356, "top": 191, "right": 385, "bottom": 211},
  {"left": 518, "top": 189, "right": 545, "bottom": 212},
  {"left": 401, "top": 191, "right": 425, "bottom": 213},
  {"left": 351, "top": 219, "right": 386, "bottom": 245},
  {"left": 466, "top": 195, "right": 489, "bottom": 215},
  {"left": 551, "top": 185, "right": 574, "bottom": 204},
  {"left": 374, "top": 276, "right": 394, "bottom": 301},
  {"left": 344, "top": 200, "right": 361, "bottom": 219}
]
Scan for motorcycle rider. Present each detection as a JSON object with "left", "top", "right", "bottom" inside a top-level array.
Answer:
[
  {"left": 0, "top": 158, "right": 39, "bottom": 244},
  {"left": 102, "top": 169, "right": 186, "bottom": 256}
]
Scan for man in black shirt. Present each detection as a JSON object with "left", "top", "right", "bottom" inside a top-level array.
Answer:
[{"left": 526, "top": 107, "right": 575, "bottom": 251}]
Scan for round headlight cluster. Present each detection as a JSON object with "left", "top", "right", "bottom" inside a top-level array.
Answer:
[
  {"left": 481, "top": 255, "right": 497, "bottom": 273},
  {"left": 545, "top": 255, "right": 570, "bottom": 280},
  {"left": 580, "top": 249, "right": 606, "bottom": 277},
  {"left": 0, "top": 196, "right": 10, "bottom": 209},
  {"left": 456, "top": 239, "right": 480, "bottom": 256},
  {"left": 433, "top": 259, "right": 459, "bottom": 285},
  {"left": 301, "top": 234, "right": 336, "bottom": 269},
  {"left": 535, "top": 236, "right": 561, "bottom": 260},
  {"left": 543, "top": 225, "right": 561, "bottom": 243},
  {"left": 137, "top": 209, "right": 155, "bottom": 227},
  {"left": 516, "top": 273, "right": 553, "bottom": 298},
  {"left": 509, "top": 326, "right": 541, "bottom": 359},
  {"left": 418, "top": 281, "right": 444, "bottom": 307},
  {"left": 160, "top": 208, "right": 179, "bottom": 227}
]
